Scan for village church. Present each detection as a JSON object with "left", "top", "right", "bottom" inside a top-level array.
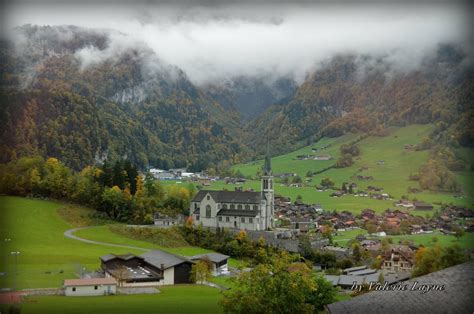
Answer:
[{"left": 190, "top": 155, "right": 274, "bottom": 231}]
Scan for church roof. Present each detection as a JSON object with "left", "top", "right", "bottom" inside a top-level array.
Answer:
[
  {"left": 217, "top": 209, "right": 260, "bottom": 217},
  {"left": 192, "top": 190, "right": 262, "bottom": 204}
]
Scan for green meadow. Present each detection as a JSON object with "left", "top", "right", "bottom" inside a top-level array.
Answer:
[
  {"left": 0, "top": 196, "right": 148, "bottom": 289},
  {"left": 179, "top": 124, "right": 474, "bottom": 214},
  {"left": 21, "top": 285, "right": 223, "bottom": 314},
  {"left": 0, "top": 196, "right": 240, "bottom": 290}
]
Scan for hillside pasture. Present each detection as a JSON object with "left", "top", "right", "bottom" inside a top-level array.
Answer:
[
  {"left": 0, "top": 197, "right": 146, "bottom": 289},
  {"left": 225, "top": 125, "right": 474, "bottom": 212}
]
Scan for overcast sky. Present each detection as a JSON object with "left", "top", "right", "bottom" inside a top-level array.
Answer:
[{"left": 3, "top": 1, "right": 472, "bottom": 84}]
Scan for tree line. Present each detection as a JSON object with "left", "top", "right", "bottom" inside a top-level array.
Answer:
[{"left": 0, "top": 156, "right": 194, "bottom": 223}]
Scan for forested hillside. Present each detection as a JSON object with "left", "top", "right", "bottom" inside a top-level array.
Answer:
[
  {"left": 1, "top": 25, "right": 472, "bottom": 172},
  {"left": 0, "top": 25, "right": 244, "bottom": 171},
  {"left": 246, "top": 45, "right": 474, "bottom": 156}
]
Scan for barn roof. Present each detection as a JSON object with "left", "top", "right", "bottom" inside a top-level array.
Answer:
[
  {"left": 140, "top": 250, "right": 191, "bottom": 270},
  {"left": 189, "top": 253, "right": 229, "bottom": 264}
]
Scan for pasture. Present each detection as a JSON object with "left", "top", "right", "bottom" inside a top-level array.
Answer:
[{"left": 20, "top": 285, "right": 223, "bottom": 314}]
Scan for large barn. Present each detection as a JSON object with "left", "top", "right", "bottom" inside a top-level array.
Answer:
[{"left": 100, "top": 250, "right": 194, "bottom": 287}]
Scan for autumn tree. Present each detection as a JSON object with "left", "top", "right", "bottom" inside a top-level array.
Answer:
[
  {"left": 190, "top": 260, "right": 212, "bottom": 284},
  {"left": 221, "top": 252, "right": 335, "bottom": 313}
]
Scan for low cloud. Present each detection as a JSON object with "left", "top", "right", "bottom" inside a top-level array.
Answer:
[{"left": 4, "top": 1, "right": 472, "bottom": 84}]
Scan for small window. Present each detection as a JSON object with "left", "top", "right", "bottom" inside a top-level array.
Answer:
[
  {"left": 226, "top": 217, "right": 230, "bottom": 222},
  {"left": 230, "top": 204, "right": 235, "bottom": 209},
  {"left": 249, "top": 218, "right": 253, "bottom": 223},
  {"left": 196, "top": 215, "right": 200, "bottom": 221},
  {"left": 207, "top": 195, "right": 210, "bottom": 200},
  {"left": 206, "top": 205, "right": 211, "bottom": 218},
  {"left": 72, "top": 287, "right": 76, "bottom": 292},
  {"left": 238, "top": 204, "right": 243, "bottom": 210},
  {"left": 222, "top": 204, "right": 227, "bottom": 209},
  {"left": 245, "top": 205, "right": 250, "bottom": 210},
  {"left": 218, "top": 216, "right": 222, "bottom": 222},
  {"left": 253, "top": 205, "right": 258, "bottom": 210},
  {"left": 194, "top": 203, "right": 198, "bottom": 209},
  {"left": 94, "top": 286, "right": 98, "bottom": 290},
  {"left": 241, "top": 217, "right": 245, "bottom": 223}
]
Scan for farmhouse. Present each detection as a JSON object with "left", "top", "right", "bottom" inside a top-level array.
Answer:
[
  {"left": 414, "top": 201, "right": 433, "bottom": 210},
  {"left": 313, "top": 155, "right": 332, "bottom": 160},
  {"left": 190, "top": 154, "right": 274, "bottom": 231},
  {"left": 101, "top": 250, "right": 193, "bottom": 287},
  {"left": 64, "top": 278, "right": 117, "bottom": 296}
]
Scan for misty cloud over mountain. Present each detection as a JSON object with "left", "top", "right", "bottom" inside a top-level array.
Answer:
[{"left": 4, "top": 1, "right": 472, "bottom": 85}]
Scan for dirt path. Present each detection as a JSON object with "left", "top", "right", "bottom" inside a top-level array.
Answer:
[{"left": 63, "top": 226, "right": 150, "bottom": 252}]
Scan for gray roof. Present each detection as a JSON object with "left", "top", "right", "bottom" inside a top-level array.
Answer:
[
  {"left": 327, "top": 261, "right": 474, "bottom": 314},
  {"left": 192, "top": 190, "right": 262, "bottom": 204},
  {"left": 100, "top": 253, "right": 138, "bottom": 263},
  {"left": 217, "top": 209, "right": 260, "bottom": 217},
  {"left": 338, "top": 275, "right": 365, "bottom": 286},
  {"left": 140, "top": 250, "right": 191, "bottom": 270},
  {"left": 343, "top": 266, "right": 368, "bottom": 273},
  {"left": 325, "top": 275, "right": 341, "bottom": 285},
  {"left": 189, "top": 253, "right": 229, "bottom": 264},
  {"left": 349, "top": 269, "right": 378, "bottom": 276}
]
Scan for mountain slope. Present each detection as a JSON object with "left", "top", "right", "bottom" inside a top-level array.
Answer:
[
  {"left": 246, "top": 46, "right": 474, "bottom": 156},
  {"left": 0, "top": 25, "right": 243, "bottom": 170}
]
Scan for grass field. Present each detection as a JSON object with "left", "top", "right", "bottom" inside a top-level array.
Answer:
[
  {"left": 332, "top": 228, "right": 474, "bottom": 249},
  {"left": 0, "top": 196, "right": 150, "bottom": 289},
  {"left": 0, "top": 196, "right": 240, "bottom": 291},
  {"left": 20, "top": 285, "right": 223, "bottom": 314}
]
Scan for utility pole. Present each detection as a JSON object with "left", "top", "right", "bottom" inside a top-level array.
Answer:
[{"left": 10, "top": 251, "right": 20, "bottom": 291}]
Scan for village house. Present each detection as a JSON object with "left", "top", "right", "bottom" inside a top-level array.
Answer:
[
  {"left": 190, "top": 154, "right": 274, "bottom": 231},
  {"left": 395, "top": 199, "right": 415, "bottom": 209},
  {"left": 64, "top": 278, "right": 117, "bottom": 297},
  {"left": 289, "top": 217, "right": 316, "bottom": 233},
  {"left": 153, "top": 213, "right": 184, "bottom": 227},
  {"left": 381, "top": 248, "right": 414, "bottom": 273},
  {"left": 414, "top": 201, "right": 434, "bottom": 210}
]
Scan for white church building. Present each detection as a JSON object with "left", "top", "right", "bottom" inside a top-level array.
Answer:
[{"left": 190, "top": 155, "right": 274, "bottom": 231}]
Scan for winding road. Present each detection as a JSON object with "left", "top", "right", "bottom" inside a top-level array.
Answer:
[{"left": 63, "top": 226, "right": 151, "bottom": 252}]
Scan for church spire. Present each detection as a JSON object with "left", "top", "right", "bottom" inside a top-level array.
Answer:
[{"left": 262, "top": 141, "right": 272, "bottom": 176}]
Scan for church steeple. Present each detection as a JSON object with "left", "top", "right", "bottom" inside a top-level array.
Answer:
[
  {"left": 262, "top": 141, "right": 272, "bottom": 176},
  {"left": 261, "top": 141, "right": 274, "bottom": 230}
]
